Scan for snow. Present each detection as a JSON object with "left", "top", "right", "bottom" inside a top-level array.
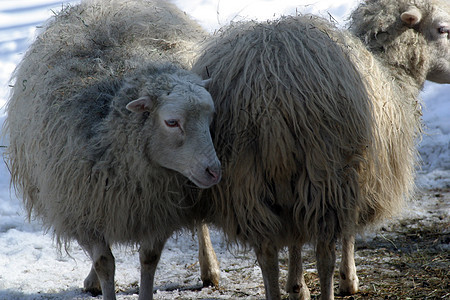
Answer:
[{"left": 0, "top": 0, "right": 448, "bottom": 299}]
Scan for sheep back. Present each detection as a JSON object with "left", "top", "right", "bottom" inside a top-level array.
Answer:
[{"left": 8, "top": 0, "right": 207, "bottom": 117}]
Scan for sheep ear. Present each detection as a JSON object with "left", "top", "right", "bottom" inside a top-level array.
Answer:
[
  {"left": 401, "top": 6, "right": 422, "bottom": 26},
  {"left": 200, "top": 78, "right": 211, "bottom": 88},
  {"left": 126, "top": 95, "right": 154, "bottom": 113}
]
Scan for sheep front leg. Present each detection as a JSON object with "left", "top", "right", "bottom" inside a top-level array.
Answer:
[
  {"left": 139, "top": 239, "right": 167, "bottom": 300},
  {"left": 81, "top": 241, "right": 116, "bottom": 300},
  {"left": 316, "top": 240, "right": 336, "bottom": 300},
  {"left": 197, "top": 223, "right": 220, "bottom": 287},
  {"left": 286, "top": 244, "right": 311, "bottom": 300},
  {"left": 339, "top": 233, "right": 359, "bottom": 295},
  {"left": 255, "top": 242, "right": 281, "bottom": 300}
]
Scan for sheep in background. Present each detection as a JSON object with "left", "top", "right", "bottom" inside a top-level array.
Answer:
[
  {"left": 193, "top": 0, "right": 450, "bottom": 298},
  {"left": 4, "top": 0, "right": 221, "bottom": 299},
  {"left": 336, "top": 0, "right": 450, "bottom": 296}
]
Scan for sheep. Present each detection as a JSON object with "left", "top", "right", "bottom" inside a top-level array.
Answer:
[
  {"left": 4, "top": 0, "right": 222, "bottom": 299},
  {"left": 192, "top": 0, "right": 450, "bottom": 298}
]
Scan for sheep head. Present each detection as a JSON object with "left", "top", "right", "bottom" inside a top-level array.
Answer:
[
  {"left": 415, "top": 3, "right": 450, "bottom": 84},
  {"left": 350, "top": 0, "right": 450, "bottom": 85},
  {"left": 126, "top": 75, "right": 221, "bottom": 188}
]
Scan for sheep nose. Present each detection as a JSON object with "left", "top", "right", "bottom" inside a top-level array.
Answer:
[{"left": 206, "top": 165, "right": 222, "bottom": 184}]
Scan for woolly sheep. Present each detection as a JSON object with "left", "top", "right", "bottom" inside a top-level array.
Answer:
[
  {"left": 193, "top": 0, "right": 450, "bottom": 299},
  {"left": 4, "top": 0, "right": 221, "bottom": 299}
]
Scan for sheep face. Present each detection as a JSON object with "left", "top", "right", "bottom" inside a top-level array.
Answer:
[
  {"left": 127, "top": 80, "right": 221, "bottom": 188},
  {"left": 401, "top": 3, "right": 450, "bottom": 83},
  {"left": 422, "top": 5, "right": 450, "bottom": 83}
]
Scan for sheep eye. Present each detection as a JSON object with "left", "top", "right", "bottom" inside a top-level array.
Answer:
[
  {"left": 438, "top": 26, "right": 449, "bottom": 34},
  {"left": 165, "top": 119, "right": 179, "bottom": 128}
]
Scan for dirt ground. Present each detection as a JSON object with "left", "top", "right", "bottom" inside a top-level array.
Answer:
[{"left": 296, "top": 189, "right": 449, "bottom": 299}]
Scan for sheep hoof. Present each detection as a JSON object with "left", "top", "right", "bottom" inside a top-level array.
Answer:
[
  {"left": 286, "top": 282, "right": 311, "bottom": 300},
  {"left": 84, "top": 268, "right": 102, "bottom": 296},
  {"left": 84, "top": 284, "right": 102, "bottom": 297},
  {"left": 202, "top": 279, "right": 217, "bottom": 288},
  {"left": 339, "top": 275, "right": 359, "bottom": 295},
  {"left": 84, "top": 287, "right": 102, "bottom": 297},
  {"left": 288, "top": 289, "right": 311, "bottom": 300},
  {"left": 201, "top": 269, "right": 220, "bottom": 288}
]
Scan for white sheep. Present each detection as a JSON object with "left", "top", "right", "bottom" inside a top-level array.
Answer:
[
  {"left": 193, "top": 0, "right": 450, "bottom": 299},
  {"left": 4, "top": 0, "right": 221, "bottom": 299}
]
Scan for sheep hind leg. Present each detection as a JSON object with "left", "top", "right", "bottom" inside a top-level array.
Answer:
[
  {"left": 81, "top": 241, "right": 116, "bottom": 300},
  {"left": 316, "top": 239, "right": 336, "bottom": 300},
  {"left": 197, "top": 223, "right": 220, "bottom": 287},
  {"left": 286, "top": 244, "right": 311, "bottom": 300},
  {"left": 83, "top": 265, "right": 101, "bottom": 296},
  {"left": 339, "top": 233, "right": 359, "bottom": 295},
  {"left": 255, "top": 242, "right": 281, "bottom": 300},
  {"left": 139, "top": 239, "right": 167, "bottom": 300}
]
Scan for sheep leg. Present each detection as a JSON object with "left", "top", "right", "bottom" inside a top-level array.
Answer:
[
  {"left": 82, "top": 241, "right": 116, "bottom": 300},
  {"left": 255, "top": 242, "right": 281, "bottom": 300},
  {"left": 316, "top": 240, "right": 336, "bottom": 300},
  {"left": 197, "top": 223, "right": 220, "bottom": 287},
  {"left": 83, "top": 265, "right": 101, "bottom": 296},
  {"left": 286, "top": 244, "right": 311, "bottom": 300},
  {"left": 339, "top": 233, "right": 359, "bottom": 295},
  {"left": 139, "top": 239, "right": 167, "bottom": 300}
]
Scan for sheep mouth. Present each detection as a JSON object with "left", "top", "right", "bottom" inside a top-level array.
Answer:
[{"left": 188, "top": 167, "right": 222, "bottom": 189}]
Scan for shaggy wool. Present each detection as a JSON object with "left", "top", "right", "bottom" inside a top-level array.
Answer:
[{"left": 4, "top": 0, "right": 211, "bottom": 249}]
